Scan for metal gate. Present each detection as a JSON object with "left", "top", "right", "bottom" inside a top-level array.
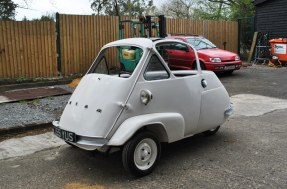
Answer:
[{"left": 238, "top": 17, "right": 255, "bottom": 61}]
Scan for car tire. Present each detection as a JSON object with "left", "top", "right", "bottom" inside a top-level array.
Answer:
[
  {"left": 122, "top": 131, "right": 161, "bottom": 177},
  {"left": 203, "top": 126, "right": 220, "bottom": 136},
  {"left": 225, "top": 70, "right": 234, "bottom": 75},
  {"left": 200, "top": 62, "right": 206, "bottom": 70}
]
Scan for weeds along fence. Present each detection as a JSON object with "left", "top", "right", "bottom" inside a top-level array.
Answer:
[{"left": 0, "top": 14, "right": 238, "bottom": 79}]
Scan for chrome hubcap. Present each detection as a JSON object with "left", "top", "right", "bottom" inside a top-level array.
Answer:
[{"left": 134, "top": 138, "right": 157, "bottom": 170}]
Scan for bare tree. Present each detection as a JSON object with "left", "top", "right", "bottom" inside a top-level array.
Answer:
[{"left": 159, "top": 0, "right": 197, "bottom": 19}]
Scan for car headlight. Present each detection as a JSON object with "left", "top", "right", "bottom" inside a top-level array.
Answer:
[
  {"left": 235, "top": 56, "right": 240, "bottom": 61},
  {"left": 140, "top": 90, "right": 153, "bottom": 105},
  {"left": 210, "top": 58, "right": 221, "bottom": 62}
]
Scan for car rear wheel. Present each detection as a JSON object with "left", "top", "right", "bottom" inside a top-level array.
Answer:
[
  {"left": 122, "top": 131, "right": 161, "bottom": 177},
  {"left": 203, "top": 126, "right": 220, "bottom": 136}
]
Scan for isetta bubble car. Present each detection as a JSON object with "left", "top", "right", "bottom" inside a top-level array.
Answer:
[{"left": 53, "top": 38, "right": 233, "bottom": 176}]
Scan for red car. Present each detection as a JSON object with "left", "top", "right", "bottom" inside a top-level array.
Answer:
[{"left": 165, "top": 35, "right": 242, "bottom": 73}]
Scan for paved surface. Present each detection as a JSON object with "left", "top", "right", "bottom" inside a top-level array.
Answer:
[{"left": 0, "top": 66, "right": 287, "bottom": 189}]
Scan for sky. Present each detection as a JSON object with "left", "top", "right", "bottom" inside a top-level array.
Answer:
[{"left": 13, "top": 0, "right": 165, "bottom": 21}]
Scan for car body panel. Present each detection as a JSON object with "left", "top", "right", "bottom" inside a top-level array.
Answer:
[
  {"left": 59, "top": 74, "right": 133, "bottom": 137},
  {"left": 108, "top": 113, "right": 185, "bottom": 146},
  {"left": 197, "top": 71, "right": 231, "bottom": 132}
]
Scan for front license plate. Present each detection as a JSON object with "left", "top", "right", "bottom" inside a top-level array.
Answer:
[
  {"left": 224, "top": 65, "right": 235, "bottom": 70},
  {"left": 54, "top": 127, "right": 76, "bottom": 143}
]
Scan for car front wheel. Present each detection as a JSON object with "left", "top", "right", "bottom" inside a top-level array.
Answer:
[{"left": 122, "top": 131, "right": 161, "bottom": 177}]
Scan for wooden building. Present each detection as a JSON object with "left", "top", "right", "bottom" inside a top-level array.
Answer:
[{"left": 254, "top": 0, "right": 287, "bottom": 38}]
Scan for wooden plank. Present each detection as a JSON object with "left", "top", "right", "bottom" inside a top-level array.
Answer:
[
  {"left": 36, "top": 22, "right": 43, "bottom": 77},
  {"left": 69, "top": 15, "right": 73, "bottom": 75},
  {"left": 19, "top": 22, "right": 28, "bottom": 77},
  {"left": 43, "top": 21, "right": 50, "bottom": 77},
  {"left": 50, "top": 21, "right": 57, "bottom": 76},
  {"left": 247, "top": 32, "right": 258, "bottom": 63},
  {"left": 83, "top": 15, "right": 88, "bottom": 73},
  {"left": 13, "top": 22, "right": 20, "bottom": 77},
  {"left": 43, "top": 21, "right": 48, "bottom": 77},
  {"left": 87, "top": 15, "right": 92, "bottom": 71},
  {"left": 24, "top": 21, "right": 31, "bottom": 77},
  {"left": 6, "top": 22, "right": 14, "bottom": 78},
  {"left": 59, "top": 15, "right": 64, "bottom": 75},
  {"left": 17, "top": 22, "right": 24, "bottom": 77},
  {"left": 68, "top": 15, "right": 73, "bottom": 75},
  {"left": 34, "top": 22, "right": 41, "bottom": 77}
]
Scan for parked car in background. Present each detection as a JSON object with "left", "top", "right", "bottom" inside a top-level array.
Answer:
[
  {"left": 167, "top": 35, "right": 242, "bottom": 73},
  {"left": 53, "top": 38, "right": 233, "bottom": 177}
]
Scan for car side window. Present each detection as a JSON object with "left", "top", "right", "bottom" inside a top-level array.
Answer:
[
  {"left": 144, "top": 55, "right": 170, "bottom": 81},
  {"left": 173, "top": 44, "right": 189, "bottom": 52}
]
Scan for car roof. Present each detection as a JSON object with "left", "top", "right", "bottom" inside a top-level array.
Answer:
[
  {"left": 104, "top": 38, "right": 154, "bottom": 49},
  {"left": 103, "top": 38, "right": 189, "bottom": 49},
  {"left": 170, "top": 35, "right": 202, "bottom": 39}
]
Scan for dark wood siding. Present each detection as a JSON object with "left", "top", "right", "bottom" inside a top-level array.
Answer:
[{"left": 255, "top": 0, "right": 287, "bottom": 38}]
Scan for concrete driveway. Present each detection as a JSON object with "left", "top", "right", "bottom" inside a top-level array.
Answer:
[{"left": 0, "top": 66, "right": 286, "bottom": 189}]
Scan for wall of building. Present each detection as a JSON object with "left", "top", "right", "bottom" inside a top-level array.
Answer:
[{"left": 255, "top": 0, "right": 287, "bottom": 38}]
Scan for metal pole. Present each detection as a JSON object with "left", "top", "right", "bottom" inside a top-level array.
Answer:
[{"left": 237, "top": 18, "right": 241, "bottom": 56}]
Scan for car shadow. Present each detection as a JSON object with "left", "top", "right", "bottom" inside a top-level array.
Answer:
[{"left": 58, "top": 131, "right": 232, "bottom": 182}]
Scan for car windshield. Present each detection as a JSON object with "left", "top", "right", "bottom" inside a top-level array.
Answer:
[
  {"left": 88, "top": 46, "right": 143, "bottom": 78},
  {"left": 186, "top": 37, "right": 217, "bottom": 50}
]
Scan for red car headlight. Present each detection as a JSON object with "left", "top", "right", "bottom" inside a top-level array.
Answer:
[{"left": 210, "top": 58, "right": 222, "bottom": 62}]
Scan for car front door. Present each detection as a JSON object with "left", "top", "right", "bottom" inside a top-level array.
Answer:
[
  {"left": 124, "top": 48, "right": 203, "bottom": 136},
  {"left": 165, "top": 43, "right": 195, "bottom": 70}
]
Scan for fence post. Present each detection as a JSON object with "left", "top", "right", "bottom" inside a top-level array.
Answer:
[
  {"left": 55, "top": 12, "right": 62, "bottom": 76},
  {"left": 203, "top": 20, "right": 207, "bottom": 37}
]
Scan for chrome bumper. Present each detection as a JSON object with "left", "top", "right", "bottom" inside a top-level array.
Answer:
[
  {"left": 224, "top": 105, "right": 234, "bottom": 118},
  {"left": 52, "top": 121, "right": 109, "bottom": 151}
]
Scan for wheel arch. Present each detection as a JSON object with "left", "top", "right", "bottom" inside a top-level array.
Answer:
[
  {"left": 192, "top": 59, "right": 206, "bottom": 69},
  {"left": 107, "top": 113, "right": 185, "bottom": 146},
  {"left": 142, "top": 123, "right": 169, "bottom": 142}
]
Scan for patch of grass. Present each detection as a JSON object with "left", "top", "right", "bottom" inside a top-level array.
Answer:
[
  {"left": 32, "top": 99, "right": 40, "bottom": 105},
  {"left": 47, "top": 96, "right": 54, "bottom": 100},
  {"left": 18, "top": 100, "right": 27, "bottom": 104},
  {"left": 16, "top": 76, "right": 29, "bottom": 82}
]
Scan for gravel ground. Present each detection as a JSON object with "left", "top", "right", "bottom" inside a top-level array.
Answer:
[{"left": 0, "top": 85, "right": 74, "bottom": 129}]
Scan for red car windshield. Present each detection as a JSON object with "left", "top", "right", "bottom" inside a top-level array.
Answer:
[{"left": 186, "top": 37, "right": 217, "bottom": 50}]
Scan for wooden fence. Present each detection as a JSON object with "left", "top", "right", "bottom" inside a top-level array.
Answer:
[
  {"left": 166, "top": 19, "right": 238, "bottom": 53},
  {"left": 0, "top": 15, "right": 238, "bottom": 79},
  {"left": 0, "top": 21, "right": 57, "bottom": 78}
]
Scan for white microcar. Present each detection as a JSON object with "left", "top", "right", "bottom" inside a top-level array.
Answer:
[{"left": 53, "top": 38, "right": 233, "bottom": 177}]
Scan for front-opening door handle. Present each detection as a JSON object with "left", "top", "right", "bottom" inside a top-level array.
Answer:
[{"left": 201, "top": 79, "right": 207, "bottom": 88}]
